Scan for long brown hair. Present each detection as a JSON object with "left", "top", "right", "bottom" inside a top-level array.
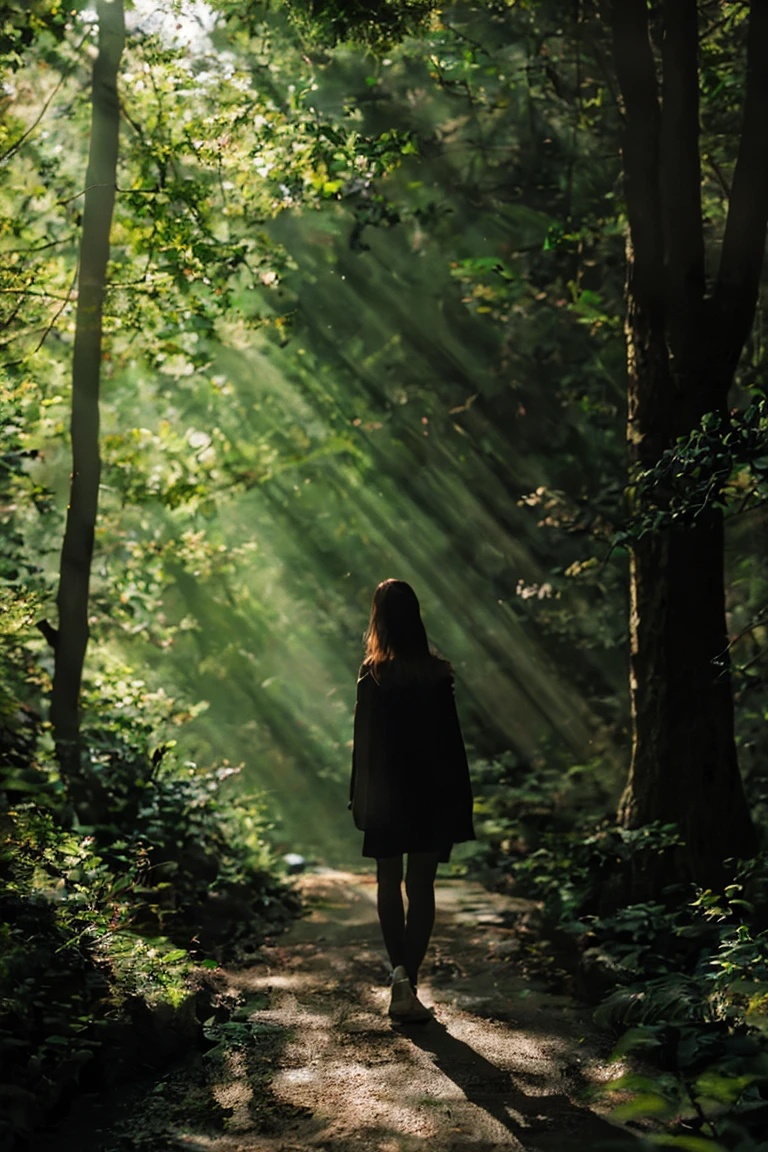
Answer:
[{"left": 363, "top": 579, "right": 444, "bottom": 682}]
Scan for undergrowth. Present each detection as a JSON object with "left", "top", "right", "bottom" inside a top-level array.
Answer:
[
  {"left": 470, "top": 752, "right": 768, "bottom": 1151},
  {"left": 0, "top": 639, "right": 300, "bottom": 1149}
]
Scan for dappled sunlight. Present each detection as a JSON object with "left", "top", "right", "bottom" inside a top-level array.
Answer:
[
  {"left": 260, "top": 1005, "right": 524, "bottom": 1147},
  {"left": 210, "top": 1049, "right": 255, "bottom": 1132},
  {"left": 436, "top": 1017, "right": 580, "bottom": 1081},
  {"left": 172, "top": 870, "right": 638, "bottom": 1151},
  {"left": 234, "top": 970, "right": 325, "bottom": 994},
  {"left": 116, "top": 867, "right": 631, "bottom": 1149}
]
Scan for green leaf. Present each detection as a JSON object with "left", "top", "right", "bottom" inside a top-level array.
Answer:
[
  {"left": 648, "top": 1136, "right": 728, "bottom": 1152},
  {"left": 611, "top": 1092, "right": 676, "bottom": 1121}
]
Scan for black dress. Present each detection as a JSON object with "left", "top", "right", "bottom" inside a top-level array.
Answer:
[{"left": 350, "top": 658, "right": 475, "bottom": 861}]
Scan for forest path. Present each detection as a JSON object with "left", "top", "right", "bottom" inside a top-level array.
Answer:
[
  {"left": 172, "top": 868, "right": 636, "bottom": 1152},
  {"left": 43, "top": 870, "right": 642, "bottom": 1152}
]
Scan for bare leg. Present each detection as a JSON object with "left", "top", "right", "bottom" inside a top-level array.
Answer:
[
  {"left": 404, "top": 851, "right": 441, "bottom": 990},
  {"left": 376, "top": 855, "right": 405, "bottom": 971}
]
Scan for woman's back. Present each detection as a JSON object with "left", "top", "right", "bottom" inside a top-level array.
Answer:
[
  {"left": 352, "top": 652, "right": 473, "bottom": 845},
  {"left": 350, "top": 578, "right": 475, "bottom": 1022}
]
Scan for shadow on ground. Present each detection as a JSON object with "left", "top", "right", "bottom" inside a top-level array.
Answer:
[{"left": 34, "top": 869, "right": 643, "bottom": 1152}]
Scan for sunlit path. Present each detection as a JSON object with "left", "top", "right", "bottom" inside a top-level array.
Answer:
[{"left": 162, "top": 870, "right": 637, "bottom": 1152}]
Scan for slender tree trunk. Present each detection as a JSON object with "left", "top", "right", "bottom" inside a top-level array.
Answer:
[
  {"left": 50, "top": 0, "right": 125, "bottom": 816},
  {"left": 611, "top": 0, "right": 768, "bottom": 888}
]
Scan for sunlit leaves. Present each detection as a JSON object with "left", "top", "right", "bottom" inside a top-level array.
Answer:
[
  {"left": 260, "top": 0, "right": 440, "bottom": 49},
  {"left": 1, "top": 4, "right": 417, "bottom": 389},
  {"left": 617, "top": 399, "right": 768, "bottom": 543}
]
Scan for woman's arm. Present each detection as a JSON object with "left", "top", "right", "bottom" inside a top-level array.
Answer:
[
  {"left": 349, "top": 749, "right": 356, "bottom": 811},
  {"left": 350, "top": 669, "right": 372, "bottom": 828},
  {"left": 349, "top": 674, "right": 362, "bottom": 809},
  {"left": 439, "top": 677, "right": 475, "bottom": 842}
]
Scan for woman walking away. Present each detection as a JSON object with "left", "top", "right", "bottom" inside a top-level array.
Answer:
[{"left": 350, "top": 579, "right": 475, "bottom": 1022}]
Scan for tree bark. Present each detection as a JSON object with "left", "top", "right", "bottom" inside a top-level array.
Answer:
[
  {"left": 50, "top": 0, "right": 125, "bottom": 815},
  {"left": 714, "top": 0, "right": 768, "bottom": 369},
  {"left": 612, "top": 0, "right": 766, "bottom": 888}
]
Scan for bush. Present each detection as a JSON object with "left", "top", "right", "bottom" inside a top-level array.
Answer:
[
  {"left": 487, "top": 815, "right": 768, "bottom": 1149},
  {"left": 0, "top": 652, "right": 301, "bottom": 1148}
]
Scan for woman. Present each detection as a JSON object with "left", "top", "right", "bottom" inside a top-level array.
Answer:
[{"left": 350, "top": 578, "right": 474, "bottom": 1022}]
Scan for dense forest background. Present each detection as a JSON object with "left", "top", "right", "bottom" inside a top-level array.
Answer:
[
  {"left": 3, "top": 0, "right": 639, "bottom": 863},
  {"left": 2, "top": 1, "right": 768, "bottom": 1148}
]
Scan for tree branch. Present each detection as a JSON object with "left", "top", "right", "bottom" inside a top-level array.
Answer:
[
  {"left": 661, "top": 0, "right": 705, "bottom": 344},
  {"left": 36, "top": 620, "right": 59, "bottom": 650},
  {"left": 611, "top": 0, "right": 664, "bottom": 311},
  {"left": 714, "top": 0, "right": 768, "bottom": 373},
  {"left": 708, "top": 155, "right": 732, "bottom": 200},
  {"left": 32, "top": 263, "right": 79, "bottom": 355},
  {"left": 0, "top": 31, "right": 91, "bottom": 165}
]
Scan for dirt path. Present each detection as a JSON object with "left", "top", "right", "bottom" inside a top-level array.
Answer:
[{"left": 50, "top": 868, "right": 640, "bottom": 1152}]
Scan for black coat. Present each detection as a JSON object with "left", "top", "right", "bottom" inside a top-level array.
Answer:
[{"left": 350, "top": 662, "right": 475, "bottom": 848}]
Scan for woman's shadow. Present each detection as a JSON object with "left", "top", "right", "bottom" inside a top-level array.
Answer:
[{"left": 399, "top": 1017, "right": 641, "bottom": 1152}]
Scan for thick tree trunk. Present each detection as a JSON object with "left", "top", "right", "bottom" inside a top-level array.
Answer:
[
  {"left": 620, "top": 501, "right": 758, "bottom": 887},
  {"left": 611, "top": 0, "right": 768, "bottom": 888},
  {"left": 50, "top": 0, "right": 125, "bottom": 816}
]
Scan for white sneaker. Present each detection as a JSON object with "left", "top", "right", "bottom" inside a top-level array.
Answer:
[
  {"left": 388, "top": 965, "right": 414, "bottom": 1018},
  {"left": 388, "top": 966, "right": 432, "bottom": 1023}
]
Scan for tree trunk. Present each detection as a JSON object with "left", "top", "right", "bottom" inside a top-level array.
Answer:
[
  {"left": 611, "top": 0, "right": 768, "bottom": 888},
  {"left": 620, "top": 490, "right": 757, "bottom": 889},
  {"left": 50, "top": 0, "right": 125, "bottom": 817}
]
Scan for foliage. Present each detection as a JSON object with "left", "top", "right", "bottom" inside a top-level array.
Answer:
[
  {"left": 616, "top": 398, "right": 768, "bottom": 543},
  {"left": 596, "top": 889, "right": 768, "bottom": 1149},
  {"left": 0, "top": 613, "right": 299, "bottom": 1147},
  {"left": 2, "top": 346, "right": 299, "bottom": 1147},
  {"left": 80, "top": 669, "right": 301, "bottom": 947},
  {"left": 467, "top": 745, "right": 623, "bottom": 880},
  {"left": 270, "top": 0, "right": 440, "bottom": 49},
  {"left": 492, "top": 822, "right": 768, "bottom": 1149}
]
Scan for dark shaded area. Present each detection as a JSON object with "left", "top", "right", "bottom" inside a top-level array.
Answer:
[{"left": 404, "top": 1020, "right": 640, "bottom": 1151}]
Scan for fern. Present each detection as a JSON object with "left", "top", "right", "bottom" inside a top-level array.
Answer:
[{"left": 595, "top": 973, "right": 708, "bottom": 1029}]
